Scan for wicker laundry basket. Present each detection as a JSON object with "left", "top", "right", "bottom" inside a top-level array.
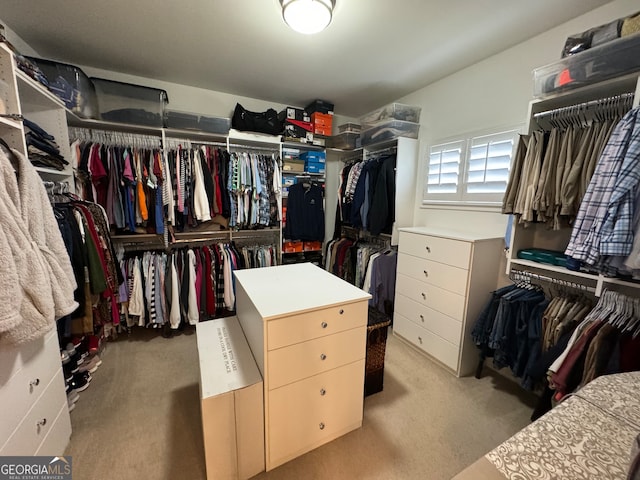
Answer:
[{"left": 365, "top": 307, "right": 392, "bottom": 397}]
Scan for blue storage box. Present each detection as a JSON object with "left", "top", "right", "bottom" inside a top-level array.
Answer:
[
  {"left": 300, "top": 151, "right": 326, "bottom": 163},
  {"left": 305, "top": 162, "right": 325, "bottom": 174}
]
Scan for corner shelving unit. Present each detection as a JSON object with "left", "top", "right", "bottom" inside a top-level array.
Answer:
[{"left": 506, "top": 72, "right": 640, "bottom": 297}]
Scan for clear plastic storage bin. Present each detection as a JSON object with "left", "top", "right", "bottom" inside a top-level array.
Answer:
[
  {"left": 360, "top": 119, "right": 419, "bottom": 146},
  {"left": 26, "top": 57, "right": 98, "bottom": 118},
  {"left": 165, "top": 110, "right": 230, "bottom": 134},
  {"left": 533, "top": 33, "right": 640, "bottom": 98},
  {"left": 360, "top": 102, "right": 421, "bottom": 127},
  {"left": 330, "top": 132, "right": 361, "bottom": 150},
  {"left": 338, "top": 123, "right": 361, "bottom": 133},
  {"left": 91, "top": 78, "right": 168, "bottom": 127}
]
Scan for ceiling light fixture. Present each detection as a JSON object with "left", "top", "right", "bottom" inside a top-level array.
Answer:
[{"left": 281, "top": 0, "right": 335, "bottom": 35}]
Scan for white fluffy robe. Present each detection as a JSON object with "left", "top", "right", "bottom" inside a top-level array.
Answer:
[{"left": 0, "top": 148, "right": 78, "bottom": 345}]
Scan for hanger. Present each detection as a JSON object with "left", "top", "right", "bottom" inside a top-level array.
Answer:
[{"left": 0, "top": 137, "right": 19, "bottom": 173}]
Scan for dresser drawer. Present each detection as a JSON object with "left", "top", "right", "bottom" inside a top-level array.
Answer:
[
  {"left": 34, "top": 402, "right": 71, "bottom": 456},
  {"left": 0, "top": 328, "right": 57, "bottom": 382},
  {"left": 397, "top": 253, "right": 468, "bottom": 295},
  {"left": 267, "top": 301, "right": 367, "bottom": 350},
  {"left": 395, "top": 294, "right": 462, "bottom": 346},
  {"left": 396, "top": 273, "right": 465, "bottom": 321},
  {"left": 267, "top": 328, "right": 365, "bottom": 390},
  {"left": 398, "top": 231, "right": 471, "bottom": 269},
  {"left": 394, "top": 315, "right": 459, "bottom": 371},
  {"left": 268, "top": 360, "right": 365, "bottom": 467},
  {"left": 0, "top": 368, "right": 67, "bottom": 455},
  {"left": 0, "top": 329, "right": 62, "bottom": 444}
]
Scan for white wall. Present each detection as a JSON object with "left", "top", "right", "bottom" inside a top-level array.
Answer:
[{"left": 399, "top": 0, "right": 640, "bottom": 237}]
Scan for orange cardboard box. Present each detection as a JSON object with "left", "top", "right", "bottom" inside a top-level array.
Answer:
[
  {"left": 303, "top": 241, "right": 322, "bottom": 252},
  {"left": 313, "top": 126, "right": 332, "bottom": 136},
  {"left": 311, "top": 112, "right": 333, "bottom": 128},
  {"left": 283, "top": 241, "right": 303, "bottom": 253}
]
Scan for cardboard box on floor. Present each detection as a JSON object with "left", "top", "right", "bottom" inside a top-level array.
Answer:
[{"left": 196, "top": 317, "right": 264, "bottom": 479}]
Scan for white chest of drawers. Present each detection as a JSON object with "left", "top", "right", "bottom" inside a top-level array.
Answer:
[
  {"left": 394, "top": 227, "right": 503, "bottom": 377},
  {"left": 0, "top": 328, "right": 71, "bottom": 455},
  {"left": 234, "top": 263, "right": 370, "bottom": 471}
]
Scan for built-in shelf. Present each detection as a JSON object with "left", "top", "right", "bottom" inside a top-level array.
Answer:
[
  {"left": 67, "top": 115, "right": 164, "bottom": 135},
  {"left": 0, "top": 116, "right": 21, "bottom": 129},
  {"left": 509, "top": 259, "right": 600, "bottom": 281},
  {"left": 163, "top": 127, "right": 227, "bottom": 143},
  {"left": 15, "top": 70, "right": 65, "bottom": 112},
  {"left": 34, "top": 166, "right": 72, "bottom": 176}
]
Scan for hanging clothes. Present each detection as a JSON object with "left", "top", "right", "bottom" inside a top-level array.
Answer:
[
  {"left": 118, "top": 241, "right": 276, "bottom": 330},
  {"left": 0, "top": 145, "right": 78, "bottom": 345},
  {"left": 565, "top": 106, "right": 640, "bottom": 276},
  {"left": 503, "top": 101, "right": 629, "bottom": 230},
  {"left": 284, "top": 181, "right": 325, "bottom": 241}
]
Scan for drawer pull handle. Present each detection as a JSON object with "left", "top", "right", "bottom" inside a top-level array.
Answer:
[
  {"left": 421, "top": 293, "right": 426, "bottom": 300},
  {"left": 320, "top": 354, "right": 327, "bottom": 361},
  {"left": 423, "top": 270, "right": 428, "bottom": 277},
  {"left": 30, "top": 378, "right": 41, "bottom": 389},
  {"left": 425, "top": 246, "right": 431, "bottom": 253},
  {"left": 339, "top": 309, "right": 344, "bottom": 315},
  {"left": 418, "top": 336, "right": 423, "bottom": 344},
  {"left": 419, "top": 315, "right": 424, "bottom": 322},
  {"left": 321, "top": 322, "right": 328, "bottom": 329},
  {"left": 320, "top": 388, "right": 326, "bottom": 396},
  {"left": 319, "top": 422, "right": 325, "bottom": 430},
  {"left": 36, "top": 418, "right": 47, "bottom": 431}
]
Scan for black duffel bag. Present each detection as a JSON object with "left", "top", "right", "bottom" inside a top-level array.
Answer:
[{"left": 232, "top": 103, "right": 283, "bottom": 135}]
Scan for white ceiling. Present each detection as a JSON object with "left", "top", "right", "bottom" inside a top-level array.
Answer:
[{"left": 1, "top": 0, "right": 614, "bottom": 117}]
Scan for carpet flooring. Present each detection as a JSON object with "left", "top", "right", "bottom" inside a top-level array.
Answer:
[{"left": 65, "top": 327, "right": 536, "bottom": 480}]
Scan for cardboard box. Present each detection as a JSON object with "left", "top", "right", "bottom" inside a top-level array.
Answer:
[
  {"left": 313, "top": 125, "right": 332, "bottom": 136},
  {"left": 283, "top": 159, "right": 305, "bottom": 173},
  {"left": 306, "top": 99, "right": 334, "bottom": 115},
  {"left": 196, "top": 317, "right": 265, "bottom": 480},
  {"left": 282, "top": 175, "right": 297, "bottom": 187},
  {"left": 284, "top": 119, "right": 313, "bottom": 140},
  {"left": 283, "top": 241, "right": 303, "bottom": 253},
  {"left": 303, "top": 241, "right": 322, "bottom": 251},
  {"left": 279, "top": 106, "right": 310, "bottom": 123},
  {"left": 311, "top": 112, "right": 333, "bottom": 128},
  {"left": 305, "top": 162, "right": 325, "bottom": 174},
  {"left": 299, "top": 151, "right": 326, "bottom": 163}
]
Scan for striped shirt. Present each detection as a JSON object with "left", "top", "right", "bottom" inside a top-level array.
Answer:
[{"left": 565, "top": 107, "right": 640, "bottom": 266}]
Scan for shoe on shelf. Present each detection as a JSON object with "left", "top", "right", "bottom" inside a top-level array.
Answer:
[
  {"left": 87, "top": 335, "right": 101, "bottom": 355},
  {"left": 65, "top": 343, "right": 84, "bottom": 366},
  {"left": 70, "top": 336, "right": 90, "bottom": 360},
  {"left": 61, "top": 350, "right": 78, "bottom": 380},
  {"left": 78, "top": 355, "right": 100, "bottom": 374},
  {"left": 68, "top": 372, "right": 90, "bottom": 393},
  {"left": 67, "top": 390, "right": 80, "bottom": 404}
]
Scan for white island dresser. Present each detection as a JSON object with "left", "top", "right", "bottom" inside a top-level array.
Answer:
[{"left": 234, "top": 263, "right": 371, "bottom": 471}]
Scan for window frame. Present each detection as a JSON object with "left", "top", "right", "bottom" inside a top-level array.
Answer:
[{"left": 422, "top": 126, "right": 522, "bottom": 208}]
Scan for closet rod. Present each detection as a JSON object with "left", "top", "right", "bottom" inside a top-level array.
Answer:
[
  {"left": 364, "top": 145, "right": 398, "bottom": 158},
  {"left": 533, "top": 92, "right": 635, "bottom": 121},
  {"left": 510, "top": 268, "right": 596, "bottom": 293},
  {"left": 69, "top": 127, "right": 161, "bottom": 147},
  {"left": 227, "top": 143, "right": 280, "bottom": 153},
  {"left": 164, "top": 138, "right": 227, "bottom": 148}
]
